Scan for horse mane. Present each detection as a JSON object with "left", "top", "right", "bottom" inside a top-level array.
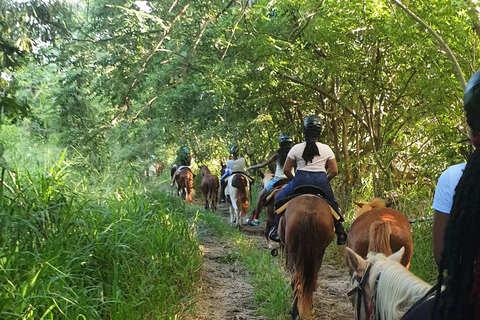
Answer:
[
  {"left": 356, "top": 198, "right": 386, "bottom": 217},
  {"left": 368, "top": 253, "right": 432, "bottom": 320}
]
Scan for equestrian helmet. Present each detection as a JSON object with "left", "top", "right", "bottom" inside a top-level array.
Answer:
[
  {"left": 464, "top": 70, "right": 480, "bottom": 133},
  {"left": 304, "top": 115, "right": 323, "bottom": 132},
  {"left": 230, "top": 145, "right": 239, "bottom": 155},
  {"left": 279, "top": 133, "right": 293, "bottom": 147},
  {"left": 181, "top": 146, "right": 190, "bottom": 154}
]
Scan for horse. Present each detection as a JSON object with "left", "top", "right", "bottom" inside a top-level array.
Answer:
[
  {"left": 200, "top": 165, "right": 219, "bottom": 210},
  {"left": 174, "top": 167, "right": 195, "bottom": 203},
  {"left": 345, "top": 247, "right": 434, "bottom": 320},
  {"left": 148, "top": 161, "right": 164, "bottom": 177},
  {"left": 345, "top": 198, "right": 413, "bottom": 274},
  {"left": 224, "top": 173, "right": 250, "bottom": 230},
  {"left": 278, "top": 195, "right": 335, "bottom": 319}
]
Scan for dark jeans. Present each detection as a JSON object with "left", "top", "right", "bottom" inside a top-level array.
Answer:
[{"left": 276, "top": 170, "right": 337, "bottom": 210}]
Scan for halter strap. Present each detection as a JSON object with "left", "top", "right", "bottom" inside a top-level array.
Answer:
[{"left": 348, "top": 263, "right": 374, "bottom": 320}]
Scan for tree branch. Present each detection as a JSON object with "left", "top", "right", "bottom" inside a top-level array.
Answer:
[{"left": 391, "top": 0, "right": 466, "bottom": 89}]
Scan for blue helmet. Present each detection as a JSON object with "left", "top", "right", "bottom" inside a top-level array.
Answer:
[{"left": 279, "top": 133, "right": 293, "bottom": 147}]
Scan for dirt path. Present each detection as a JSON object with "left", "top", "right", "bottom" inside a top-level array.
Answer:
[{"left": 184, "top": 201, "right": 354, "bottom": 320}]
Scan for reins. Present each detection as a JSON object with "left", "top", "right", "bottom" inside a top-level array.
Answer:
[{"left": 348, "top": 262, "right": 437, "bottom": 320}]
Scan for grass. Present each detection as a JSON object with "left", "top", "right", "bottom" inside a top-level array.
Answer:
[{"left": 0, "top": 146, "right": 204, "bottom": 319}]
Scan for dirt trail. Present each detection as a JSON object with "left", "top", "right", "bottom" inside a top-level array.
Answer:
[{"left": 184, "top": 201, "right": 354, "bottom": 320}]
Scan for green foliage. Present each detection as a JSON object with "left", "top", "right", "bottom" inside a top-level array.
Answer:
[{"left": 0, "top": 142, "right": 202, "bottom": 319}]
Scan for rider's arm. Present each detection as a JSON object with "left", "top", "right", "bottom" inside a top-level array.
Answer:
[
  {"left": 247, "top": 154, "right": 277, "bottom": 170},
  {"left": 283, "top": 157, "right": 295, "bottom": 180},
  {"left": 433, "top": 210, "right": 450, "bottom": 268},
  {"left": 326, "top": 158, "right": 338, "bottom": 181}
]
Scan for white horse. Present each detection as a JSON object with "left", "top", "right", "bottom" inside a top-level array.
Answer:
[
  {"left": 345, "top": 247, "right": 434, "bottom": 320},
  {"left": 224, "top": 173, "right": 250, "bottom": 230}
]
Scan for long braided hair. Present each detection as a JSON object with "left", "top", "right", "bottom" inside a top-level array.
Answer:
[
  {"left": 302, "top": 115, "right": 323, "bottom": 164},
  {"left": 432, "top": 71, "right": 480, "bottom": 320}
]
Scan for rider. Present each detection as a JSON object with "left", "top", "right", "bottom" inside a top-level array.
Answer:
[
  {"left": 170, "top": 146, "right": 192, "bottom": 187},
  {"left": 247, "top": 133, "right": 294, "bottom": 226},
  {"left": 220, "top": 146, "right": 247, "bottom": 181},
  {"left": 268, "top": 115, "right": 347, "bottom": 245}
]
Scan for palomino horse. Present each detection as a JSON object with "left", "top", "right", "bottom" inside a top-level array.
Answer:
[
  {"left": 345, "top": 247, "right": 433, "bottom": 320},
  {"left": 278, "top": 195, "right": 335, "bottom": 319},
  {"left": 200, "top": 165, "right": 219, "bottom": 210},
  {"left": 224, "top": 173, "right": 250, "bottom": 230},
  {"left": 174, "top": 168, "right": 195, "bottom": 203},
  {"left": 345, "top": 198, "right": 413, "bottom": 274}
]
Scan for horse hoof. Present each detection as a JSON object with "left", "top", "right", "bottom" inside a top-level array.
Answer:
[{"left": 270, "top": 249, "right": 278, "bottom": 257}]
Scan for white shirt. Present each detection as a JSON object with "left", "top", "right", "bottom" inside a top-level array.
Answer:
[
  {"left": 432, "top": 162, "right": 466, "bottom": 214},
  {"left": 226, "top": 158, "right": 246, "bottom": 172},
  {"left": 287, "top": 142, "right": 335, "bottom": 172}
]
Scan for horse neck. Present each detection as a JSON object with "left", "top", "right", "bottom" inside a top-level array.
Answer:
[{"left": 371, "top": 259, "right": 432, "bottom": 320}]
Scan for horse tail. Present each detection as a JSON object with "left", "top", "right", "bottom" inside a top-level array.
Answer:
[
  {"left": 232, "top": 175, "right": 249, "bottom": 207},
  {"left": 291, "top": 211, "right": 323, "bottom": 317},
  {"left": 368, "top": 220, "right": 392, "bottom": 256},
  {"left": 188, "top": 172, "right": 195, "bottom": 198}
]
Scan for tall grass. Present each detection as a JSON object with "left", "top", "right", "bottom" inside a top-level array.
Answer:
[{"left": 0, "top": 140, "right": 203, "bottom": 319}]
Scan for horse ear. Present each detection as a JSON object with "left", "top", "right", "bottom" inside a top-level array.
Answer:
[
  {"left": 345, "top": 247, "right": 367, "bottom": 275},
  {"left": 388, "top": 247, "right": 405, "bottom": 263},
  {"left": 354, "top": 202, "right": 364, "bottom": 208}
]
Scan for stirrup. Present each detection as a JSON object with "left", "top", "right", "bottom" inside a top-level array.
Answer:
[{"left": 269, "top": 227, "right": 280, "bottom": 243}]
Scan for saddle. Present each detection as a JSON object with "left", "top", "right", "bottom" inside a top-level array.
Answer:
[
  {"left": 264, "top": 179, "right": 290, "bottom": 203},
  {"left": 224, "top": 171, "right": 255, "bottom": 184},
  {"left": 176, "top": 167, "right": 195, "bottom": 179},
  {"left": 273, "top": 185, "right": 340, "bottom": 220}
]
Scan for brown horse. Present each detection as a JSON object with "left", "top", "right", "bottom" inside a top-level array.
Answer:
[
  {"left": 278, "top": 195, "right": 335, "bottom": 319},
  {"left": 200, "top": 165, "right": 219, "bottom": 210},
  {"left": 175, "top": 168, "right": 195, "bottom": 203},
  {"left": 345, "top": 198, "right": 413, "bottom": 274},
  {"left": 224, "top": 173, "right": 250, "bottom": 230}
]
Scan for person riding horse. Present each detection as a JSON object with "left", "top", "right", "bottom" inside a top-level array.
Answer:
[
  {"left": 170, "top": 146, "right": 193, "bottom": 187},
  {"left": 269, "top": 115, "right": 347, "bottom": 245},
  {"left": 247, "top": 133, "right": 294, "bottom": 226}
]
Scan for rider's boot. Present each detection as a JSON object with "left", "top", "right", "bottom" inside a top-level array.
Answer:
[
  {"left": 331, "top": 201, "right": 347, "bottom": 245},
  {"left": 334, "top": 220, "right": 347, "bottom": 245},
  {"left": 269, "top": 213, "right": 281, "bottom": 243}
]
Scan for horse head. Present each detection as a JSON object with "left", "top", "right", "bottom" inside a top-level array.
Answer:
[
  {"left": 346, "top": 247, "right": 431, "bottom": 320},
  {"left": 354, "top": 198, "right": 386, "bottom": 217},
  {"left": 200, "top": 165, "right": 211, "bottom": 177}
]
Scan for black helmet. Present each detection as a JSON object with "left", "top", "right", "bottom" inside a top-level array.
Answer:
[
  {"left": 279, "top": 133, "right": 293, "bottom": 147},
  {"left": 230, "top": 145, "right": 239, "bottom": 155},
  {"left": 464, "top": 70, "right": 480, "bottom": 134},
  {"left": 304, "top": 115, "right": 322, "bottom": 132}
]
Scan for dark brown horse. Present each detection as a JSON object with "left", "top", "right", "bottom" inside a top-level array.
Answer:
[
  {"left": 278, "top": 195, "right": 335, "bottom": 319},
  {"left": 175, "top": 168, "right": 195, "bottom": 203},
  {"left": 345, "top": 198, "right": 413, "bottom": 274},
  {"left": 200, "top": 165, "right": 219, "bottom": 210}
]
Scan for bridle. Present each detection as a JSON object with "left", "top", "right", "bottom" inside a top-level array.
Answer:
[{"left": 347, "top": 263, "right": 381, "bottom": 320}]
